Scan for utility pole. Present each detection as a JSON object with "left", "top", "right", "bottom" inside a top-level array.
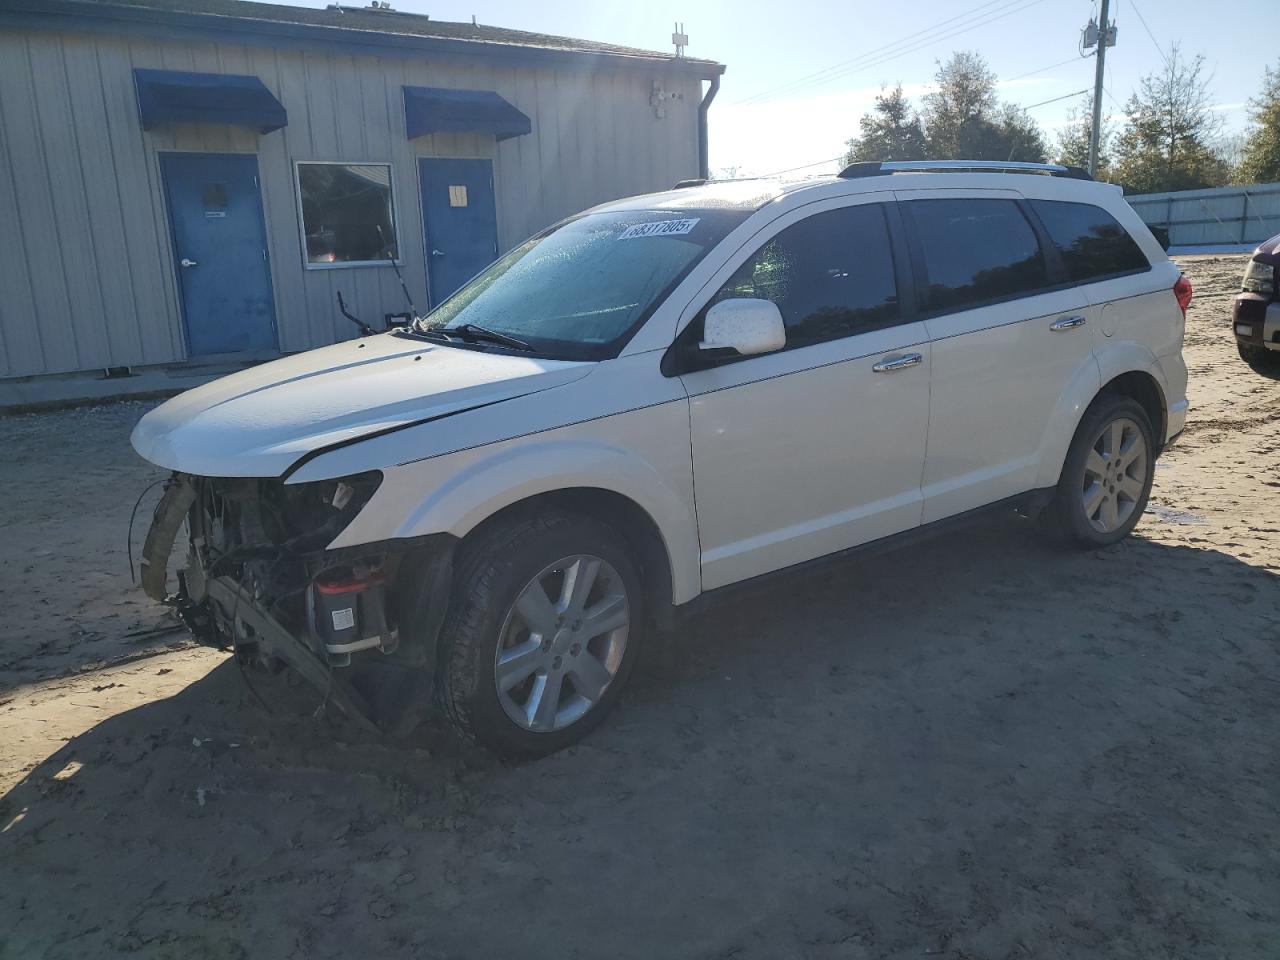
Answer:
[{"left": 1084, "top": 0, "right": 1116, "bottom": 176}]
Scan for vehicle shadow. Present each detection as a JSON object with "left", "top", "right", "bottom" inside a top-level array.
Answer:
[
  {"left": 3, "top": 517, "right": 1278, "bottom": 960},
  {"left": 1243, "top": 357, "right": 1280, "bottom": 382}
]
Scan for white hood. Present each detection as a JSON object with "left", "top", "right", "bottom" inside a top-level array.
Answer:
[{"left": 131, "top": 334, "right": 592, "bottom": 477}]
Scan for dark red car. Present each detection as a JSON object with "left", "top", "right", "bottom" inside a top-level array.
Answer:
[{"left": 1233, "top": 235, "right": 1280, "bottom": 371}]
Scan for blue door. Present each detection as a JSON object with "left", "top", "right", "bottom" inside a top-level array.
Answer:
[
  {"left": 419, "top": 157, "right": 499, "bottom": 306},
  {"left": 161, "top": 153, "right": 277, "bottom": 356}
]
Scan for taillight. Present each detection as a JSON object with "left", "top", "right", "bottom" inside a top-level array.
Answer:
[{"left": 1173, "top": 273, "right": 1193, "bottom": 316}]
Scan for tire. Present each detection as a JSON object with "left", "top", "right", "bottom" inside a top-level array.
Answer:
[
  {"left": 439, "top": 510, "right": 644, "bottom": 758},
  {"left": 1042, "top": 394, "right": 1156, "bottom": 549},
  {"left": 1238, "top": 341, "right": 1280, "bottom": 373}
]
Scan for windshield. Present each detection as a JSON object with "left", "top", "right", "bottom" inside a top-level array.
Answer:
[{"left": 414, "top": 208, "right": 749, "bottom": 360}]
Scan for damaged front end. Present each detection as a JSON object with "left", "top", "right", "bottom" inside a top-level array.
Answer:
[{"left": 140, "top": 472, "right": 454, "bottom": 733}]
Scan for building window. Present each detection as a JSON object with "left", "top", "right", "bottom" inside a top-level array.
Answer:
[{"left": 295, "top": 162, "right": 398, "bottom": 267}]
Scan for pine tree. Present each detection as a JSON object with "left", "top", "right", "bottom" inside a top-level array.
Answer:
[
  {"left": 843, "top": 85, "right": 927, "bottom": 164},
  {"left": 1237, "top": 62, "right": 1280, "bottom": 184},
  {"left": 1056, "top": 94, "right": 1112, "bottom": 178},
  {"left": 1112, "top": 45, "right": 1230, "bottom": 193},
  {"left": 919, "top": 51, "right": 1046, "bottom": 161}
]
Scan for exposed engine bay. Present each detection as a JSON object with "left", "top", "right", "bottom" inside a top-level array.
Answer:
[{"left": 140, "top": 472, "right": 454, "bottom": 732}]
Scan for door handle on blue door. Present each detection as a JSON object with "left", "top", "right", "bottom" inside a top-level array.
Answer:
[
  {"left": 872, "top": 353, "right": 923, "bottom": 373},
  {"left": 179, "top": 258, "right": 197, "bottom": 268},
  {"left": 430, "top": 249, "right": 445, "bottom": 257},
  {"left": 1049, "top": 315, "right": 1086, "bottom": 331}
]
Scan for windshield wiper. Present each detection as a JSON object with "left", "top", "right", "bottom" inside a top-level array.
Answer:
[{"left": 447, "top": 323, "right": 532, "bottom": 352}]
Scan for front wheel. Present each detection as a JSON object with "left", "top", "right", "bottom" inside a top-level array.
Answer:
[
  {"left": 439, "top": 510, "right": 643, "bottom": 758},
  {"left": 1042, "top": 394, "right": 1156, "bottom": 548}
]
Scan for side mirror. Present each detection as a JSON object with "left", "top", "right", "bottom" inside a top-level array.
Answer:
[{"left": 699, "top": 298, "right": 786, "bottom": 357}]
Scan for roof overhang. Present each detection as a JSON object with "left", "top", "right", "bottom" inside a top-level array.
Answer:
[
  {"left": 3, "top": 0, "right": 726, "bottom": 79},
  {"left": 403, "top": 86, "right": 531, "bottom": 141},
  {"left": 133, "top": 68, "right": 287, "bottom": 132}
]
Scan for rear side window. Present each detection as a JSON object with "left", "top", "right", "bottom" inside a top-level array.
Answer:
[
  {"left": 708, "top": 203, "right": 900, "bottom": 348},
  {"left": 1030, "top": 199, "right": 1151, "bottom": 282},
  {"left": 904, "top": 198, "right": 1049, "bottom": 313}
]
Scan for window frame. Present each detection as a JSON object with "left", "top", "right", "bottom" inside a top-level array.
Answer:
[
  {"left": 899, "top": 195, "right": 1069, "bottom": 320},
  {"left": 1025, "top": 198, "right": 1154, "bottom": 287},
  {"left": 293, "top": 159, "right": 403, "bottom": 271},
  {"left": 663, "top": 196, "right": 917, "bottom": 376}
]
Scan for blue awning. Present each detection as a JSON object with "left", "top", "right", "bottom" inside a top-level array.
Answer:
[
  {"left": 133, "top": 69, "right": 287, "bottom": 133},
  {"left": 403, "top": 86, "right": 531, "bottom": 141}
]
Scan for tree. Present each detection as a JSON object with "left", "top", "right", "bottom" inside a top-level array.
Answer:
[
  {"left": 843, "top": 85, "right": 926, "bottom": 164},
  {"left": 920, "top": 51, "right": 1047, "bottom": 162},
  {"left": 1056, "top": 93, "right": 1113, "bottom": 178},
  {"left": 1112, "top": 45, "right": 1230, "bottom": 193},
  {"left": 1237, "top": 62, "right": 1280, "bottom": 183}
]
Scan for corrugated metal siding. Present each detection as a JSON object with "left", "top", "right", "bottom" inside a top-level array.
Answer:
[
  {"left": 1127, "top": 183, "right": 1280, "bottom": 247},
  {"left": 0, "top": 27, "right": 703, "bottom": 378}
]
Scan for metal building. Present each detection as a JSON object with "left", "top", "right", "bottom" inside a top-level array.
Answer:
[{"left": 0, "top": 0, "right": 723, "bottom": 393}]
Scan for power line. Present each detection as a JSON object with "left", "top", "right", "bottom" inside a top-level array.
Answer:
[
  {"left": 735, "top": 0, "right": 1047, "bottom": 107},
  {"left": 758, "top": 155, "right": 848, "bottom": 178},
  {"left": 1022, "top": 88, "right": 1091, "bottom": 110},
  {"left": 733, "top": 0, "right": 1011, "bottom": 106},
  {"left": 1127, "top": 0, "right": 1170, "bottom": 69},
  {"left": 1004, "top": 53, "right": 1093, "bottom": 84}
]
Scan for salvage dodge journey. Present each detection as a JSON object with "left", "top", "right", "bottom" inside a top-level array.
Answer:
[{"left": 134, "top": 160, "right": 1190, "bottom": 757}]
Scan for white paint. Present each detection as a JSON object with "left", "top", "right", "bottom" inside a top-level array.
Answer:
[{"left": 132, "top": 169, "right": 1190, "bottom": 605}]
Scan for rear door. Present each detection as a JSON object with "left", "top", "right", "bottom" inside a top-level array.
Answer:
[
  {"left": 419, "top": 157, "right": 499, "bottom": 307},
  {"left": 676, "top": 196, "right": 931, "bottom": 590},
  {"left": 898, "top": 191, "right": 1094, "bottom": 523}
]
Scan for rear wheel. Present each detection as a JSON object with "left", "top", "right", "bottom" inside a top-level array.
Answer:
[
  {"left": 439, "top": 510, "right": 643, "bottom": 758},
  {"left": 1238, "top": 341, "right": 1280, "bottom": 372},
  {"left": 1042, "top": 394, "right": 1155, "bottom": 548}
]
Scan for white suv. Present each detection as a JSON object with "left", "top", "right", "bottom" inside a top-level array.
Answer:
[{"left": 133, "top": 160, "right": 1190, "bottom": 757}]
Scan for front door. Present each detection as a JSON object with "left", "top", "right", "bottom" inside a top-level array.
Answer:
[
  {"left": 160, "top": 153, "right": 277, "bottom": 357},
  {"left": 678, "top": 199, "right": 931, "bottom": 591},
  {"left": 419, "top": 157, "right": 499, "bottom": 306}
]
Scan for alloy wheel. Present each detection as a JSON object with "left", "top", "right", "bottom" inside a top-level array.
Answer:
[
  {"left": 494, "top": 555, "right": 630, "bottom": 732},
  {"left": 1081, "top": 416, "right": 1148, "bottom": 534}
]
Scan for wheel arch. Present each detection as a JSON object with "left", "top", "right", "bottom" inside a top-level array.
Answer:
[
  {"left": 1098, "top": 369, "right": 1167, "bottom": 452},
  {"left": 1035, "top": 346, "right": 1171, "bottom": 489},
  {"left": 462, "top": 487, "right": 680, "bottom": 627}
]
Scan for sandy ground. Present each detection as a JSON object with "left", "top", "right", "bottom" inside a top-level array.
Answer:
[{"left": 1, "top": 255, "right": 1277, "bottom": 959}]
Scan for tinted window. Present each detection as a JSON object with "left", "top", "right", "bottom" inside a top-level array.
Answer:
[
  {"left": 1031, "top": 199, "right": 1150, "bottom": 282},
  {"left": 707, "top": 204, "right": 900, "bottom": 349},
  {"left": 906, "top": 199, "right": 1049, "bottom": 312}
]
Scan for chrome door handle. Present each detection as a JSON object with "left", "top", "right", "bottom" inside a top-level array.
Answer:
[
  {"left": 872, "top": 352, "right": 923, "bottom": 373},
  {"left": 1050, "top": 315, "right": 1086, "bottom": 331},
  {"left": 179, "top": 258, "right": 198, "bottom": 268},
  {"left": 430, "top": 249, "right": 445, "bottom": 257}
]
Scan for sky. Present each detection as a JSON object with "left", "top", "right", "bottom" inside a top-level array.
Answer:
[{"left": 284, "top": 0, "right": 1275, "bottom": 177}]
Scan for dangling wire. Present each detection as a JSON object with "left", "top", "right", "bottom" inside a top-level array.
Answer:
[{"left": 126, "top": 478, "right": 168, "bottom": 584}]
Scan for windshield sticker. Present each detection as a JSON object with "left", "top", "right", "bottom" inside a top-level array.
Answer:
[{"left": 617, "top": 218, "right": 701, "bottom": 240}]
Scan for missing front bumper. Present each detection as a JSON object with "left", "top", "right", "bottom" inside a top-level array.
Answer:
[{"left": 138, "top": 473, "right": 456, "bottom": 734}]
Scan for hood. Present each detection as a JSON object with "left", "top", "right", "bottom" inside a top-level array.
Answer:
[
  {"left": 1253, "top": 233, "right": 1280, "bottom": 265},
  {"left": 131, "top": 334, "right": 592, "bottom": 477}
]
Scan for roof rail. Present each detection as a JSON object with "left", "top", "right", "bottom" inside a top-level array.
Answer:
[
  {"left": 673, "top": 178, "right": 708, "bottom": 189},
  {"left": 838, "top": 160, "right": 1093, "bottom": 181}
]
